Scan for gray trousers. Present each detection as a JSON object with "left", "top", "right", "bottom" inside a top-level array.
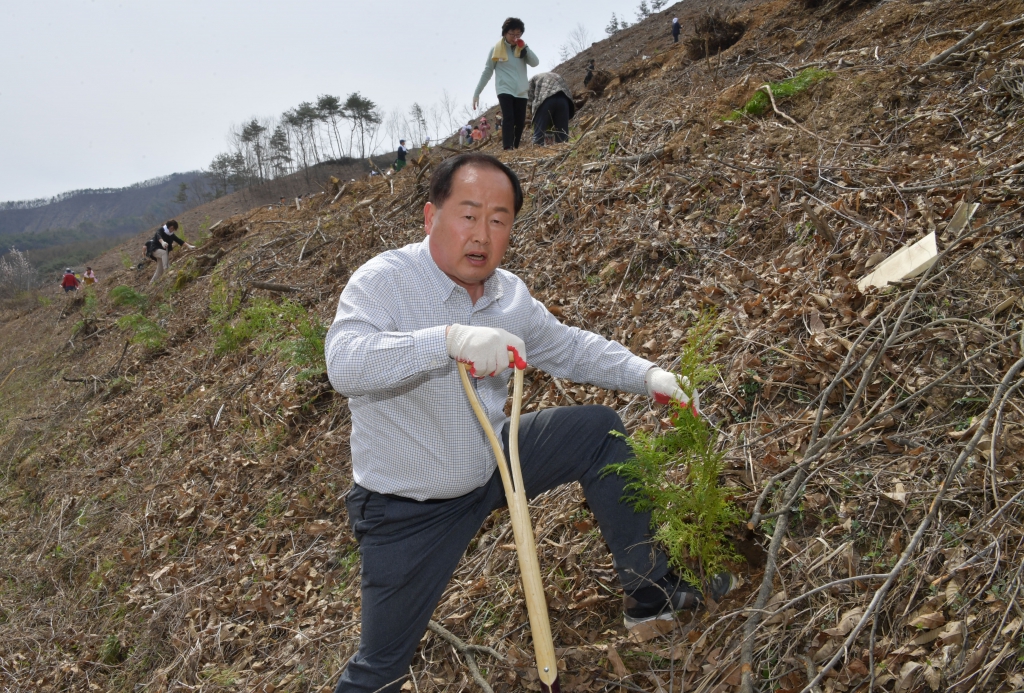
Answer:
[
  {"left": 334, "top": 405, "right": 668, "bottom": 693},
  {"left": 150, "top": 249, "right": 169, "bottom": 284}
]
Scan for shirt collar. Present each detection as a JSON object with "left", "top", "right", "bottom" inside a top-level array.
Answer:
[{"left": 417, "top": 237, "right": 505, "bottom": 306}]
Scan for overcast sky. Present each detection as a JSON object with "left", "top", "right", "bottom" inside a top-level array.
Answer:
[{"left": 0, "top": 0, "right": 660, "bottom": 202}]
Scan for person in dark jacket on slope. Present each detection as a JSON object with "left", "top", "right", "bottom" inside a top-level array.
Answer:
[
  {"left": 150, "top": 219, "right": 195, "bottom": 284},
  {"left": 393, "top": 140, "right": 408, "bottom": 171}
]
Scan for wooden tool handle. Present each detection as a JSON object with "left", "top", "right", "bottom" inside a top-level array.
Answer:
[{"left": 457, "top": 361, "right": 560, "bottom": 691}]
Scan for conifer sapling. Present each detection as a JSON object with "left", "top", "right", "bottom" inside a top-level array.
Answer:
[{"left": 607, "top": 311, "right": 742, "bottom": 589}]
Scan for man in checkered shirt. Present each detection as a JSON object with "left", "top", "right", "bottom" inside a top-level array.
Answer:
[{"left": 326, "top": 152, "right": 734, "bottom": 693}]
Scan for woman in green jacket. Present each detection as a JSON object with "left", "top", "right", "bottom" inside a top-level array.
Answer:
[{"left": 472, "top": 17, "right": 539, "bottom": 150}]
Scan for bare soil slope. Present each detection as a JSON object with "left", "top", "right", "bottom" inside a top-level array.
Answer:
[{"left": 3, "top": 1, "right": 1024, "bottom": 692}]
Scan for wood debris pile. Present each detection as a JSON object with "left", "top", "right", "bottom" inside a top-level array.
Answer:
[{"left": 2, "top": 1, "right": 1024, "bottom": 692}]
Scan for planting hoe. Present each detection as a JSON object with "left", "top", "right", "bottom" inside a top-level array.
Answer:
[{"left": 458, "top": 355, "right": 560, "bottom": 693}]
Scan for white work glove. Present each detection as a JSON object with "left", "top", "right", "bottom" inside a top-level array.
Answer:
[
  {"left": 446, "top": 324, "right": 527, "bottom": 377},
  {"left": 645, "top": 367, "right": 700, "bottom": 416}
]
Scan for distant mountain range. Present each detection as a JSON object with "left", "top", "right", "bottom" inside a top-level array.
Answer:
[
  {"left": 0, "top": 172, "right": 205, "bottom": 276},
  {"left": 0, "top": 150, "right": 404, "bottom": 278}
]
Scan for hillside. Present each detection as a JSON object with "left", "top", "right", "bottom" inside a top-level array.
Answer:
[
  {"left": 1, "top": 155, "right": 398, "bottom": 279},
  {"left": 0, "top": 173, "right": 203, "bottom": 237},
  {"left": 2, "top": 1, "right": 1024, "bottom": 692},
  {"left": 0, "top": 173, "right": 206, "bottom": 276}
]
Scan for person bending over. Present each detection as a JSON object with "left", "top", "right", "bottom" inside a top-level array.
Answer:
[
  {"left": 149, "top": 220, "right": 195, "bottom": 284},
  {"left": 528, "top": 71, "right": 575, "bottom": 145}
]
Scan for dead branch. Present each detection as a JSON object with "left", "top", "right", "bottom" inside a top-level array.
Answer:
[
  {"left": 760, "top": 85, "right": 882, "bottom": 150},
  {"left": 799, "top": 352, "right": 1024, "bottom": 693},
  {"left": 426, "top": 620, "right": 506, "bottom": 693},
  {"left": 0, "top": 367, "right": 15, "bottom": 391},
  {"left": 248, "top": 281, "right": 301, "bottom": 293},
  {"left": 298, "top": 218, "right": 322, "bottom": 263},
  {"left": 916, "top": 21, "right": 991, "bottom": 71},
  {"left": 582, "top": 147, "right": 665, "bottom": 171},
  {"left": 800, "top": 198, "right": 837, "bottom": 245}
]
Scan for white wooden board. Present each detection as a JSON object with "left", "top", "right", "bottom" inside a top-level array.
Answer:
[{"left": 857, "top": 232, "right": 938, "bottom": 292}]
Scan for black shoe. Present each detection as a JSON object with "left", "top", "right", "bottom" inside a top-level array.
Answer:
[{"left": 623, "top": 572, "right": 737, "bottom": 629}]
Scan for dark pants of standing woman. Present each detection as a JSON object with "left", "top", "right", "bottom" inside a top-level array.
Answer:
[
  {"left": 497, "top": 93, "right": 527, "bottom": 149},
  {"left": 532, "top": 92, "right": 573, "bottom": 145},
  {"left": 332, "top": 405, "right": 668, "bottom": 693}
]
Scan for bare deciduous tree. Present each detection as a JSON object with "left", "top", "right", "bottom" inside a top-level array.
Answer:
[
  {"left": 0, "top": 248, "right": 39, "bottom": 298},
  {"left": 439, "top": 90, "right": 462, "bottom": 139},
  {"left": 559, "top": 23, "right": 593, "bottom": 61}
]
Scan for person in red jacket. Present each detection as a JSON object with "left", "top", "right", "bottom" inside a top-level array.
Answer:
[{"left": 61, "top": 269, "right": 80, "bottom": 292}]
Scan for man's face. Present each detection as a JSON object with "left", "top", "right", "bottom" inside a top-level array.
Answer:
[{"left": 425, "top": 165, "right": 515, "bottom": 296}]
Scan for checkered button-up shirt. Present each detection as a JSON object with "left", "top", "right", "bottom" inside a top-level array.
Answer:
[
  {"left": 325, "top": 237, "right": 654, "bottom": 500},
  {"left": 527, "top": 71, "right": 573, "bottom": 115}
]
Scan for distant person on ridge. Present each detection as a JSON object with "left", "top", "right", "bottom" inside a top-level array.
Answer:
[
  {"left": 528, "top": 72, "right": 575, "bottom": 145},
  {"left": 393, "top": 140, "right": 408, "bottom": 172},
  {"left": 83, "top": 267, "right": 97, "bottom": 286},
  {"left": 472, "top": 17, "right": 539, "bottom": 150},
  {"left": 584, "top": 58, "right": 595, "bottom": 87},
  {"left": 150, "top": 220, "right": 195, "bottom": 285},
  {"left": 471, "top": 125, "right": 483, "bottom": 143},
  {"left": 672, "top": 17, "right": 681, "bottom": 43},
  {"left": 61, "top": 268, "right": 80, "bottom": 292},
  {"left": 479, "top": 116, "right": 490, "bottom": 140}
]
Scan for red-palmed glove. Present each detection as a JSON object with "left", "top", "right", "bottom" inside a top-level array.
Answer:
[
  {"left": 516, "top": 39, "right": 526, "bottom": 48},
  {"left": 446, "top": 324, "right": 527, "bottom": 377},
  {"left": 645, "top": 367, "right": 700, "bottom": 416}
]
